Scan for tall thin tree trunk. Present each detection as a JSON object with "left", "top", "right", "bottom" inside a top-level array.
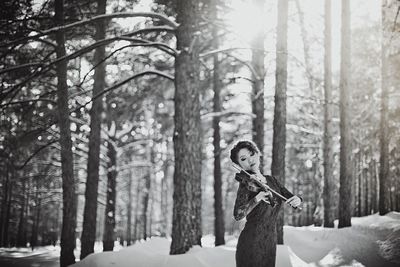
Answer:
[
  {"left": 103, "top": 137, "right": 117, "bottom": 251},
  {"left": 295, "top": 0, "right": 314, "bottom": 93},
  {"left": 211, "top": 0, "right": 225, "bottom": 247},
  {"left": 338, "top": 0, "right": 352, "bottom": 228},
  {"left": 160, "top": 139, "right": 171, "bottom": 237},
  {"left": 126, "top": 169, "right": 133, "bottom": 246},
  {"left": 323, "top": 0, "right": 335, "bottom": 228},
  {"left": 170, "top": 0, "right": 202, "bottom": 255},
  {"left": 373, "top": 160, "right": 379, "bottom": 213},
  {"left": 357, "top": 152, "right": 362, "bottom": 217},
  {"left": 80, "top": 0, "right": 107, "bottom": 259},
  {"left": 379, "top": 0, "right": 390, "bottom": 216},
  {"left": 30, "top": 189, "right": 41, "bottom": 250},
  {"left": 17, "top": 179, "right": 27, "bottom": 247},
  {"left": 133, "top": 174, "right": 141, "bottom": 243},
  {"left": 251, "top": 0, "right": 265, "bottom": 168},
  {"left": 272, "top": 0, "right": 288, "bottom": 244},
  {"left": 364, "top": 151, "right": 369, "bottom": 215},
  {"left": 3, "top": 174, "right": 13, "bottom": 247},
  {"left": 0, "top": 166, "right": 10, "bottom": 246},
  {"left": 142, "top": 172, "right": 150, "bottom": 240},
  {"left": 54, "top": 0, "right": 77, "bottom": 265}
]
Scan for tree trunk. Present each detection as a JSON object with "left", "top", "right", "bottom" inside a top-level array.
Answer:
[
  {"left": 133, "top": 174, "right": 141, "bottom": 243},
  {"left": 103, "top": 138, "right": 117, "bottom": 251},
  {"left": 251, "top": 0, "right": 265, "bottom": 168},
  {"left": 357, "top": 152, "right": 362, "bottom": 217},
  {"left": 211, "top": 0, "right": 225, "bottom": 247},
  {"left": 0, "top": 166, "right": 10, "bottom": 246},
  {"left": 271, "top": 0, "right": 288, "bottom": 244},
  {"left": 295, "top": 0, "right": 315, "bottom": 93},
  {"left": 160, "top": 138, "right": 171, "bottom": 237},
  {"left": 142, "top": 172, "right": 150, "bottom": 240},
  {"left": 170, "top": 0, "right": 202, "bottom": 255},
  {"left": 80, "top": 0, "right": 107, "bottom": 259},
  {"left": 126, "top": 169, "right": 133, "bottom": 246},
  {"left": 17, "top": 179, "right": 27, "bottom": 247},
  {"left": 54, "top": 0, "right": 77, "bottom": 265},
  {"left": 372, "top": 160, "right": 379, "bottom": 213},
  {"left": 30, "top": 188, "right": 41, "bottom": 250},
  {"left": 338, "top": 0, "right": 353, "bottom": 228},
  {"left": 3, "top": 174, "right": 13, "bottom": 247},
  {"left": 364, "top": 151, "right": 369, "bottom": 215},
  {"left": 322, "top": 0, "right": 335, "bottom": 228},
  {"left": 379, "top": 0, "right": 390, "bottom": 216}
]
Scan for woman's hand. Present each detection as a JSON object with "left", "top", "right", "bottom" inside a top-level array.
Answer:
[
  {"left": 286, "top": 196, "right": 301, "bottom": 208},
  {"left": 255, "top": 191, "right": 273, "bottom": 203}
]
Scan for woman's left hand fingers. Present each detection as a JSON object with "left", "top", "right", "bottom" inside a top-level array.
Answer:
[{"left": 286, "top": 196, "right": 301, "bottom": 207}]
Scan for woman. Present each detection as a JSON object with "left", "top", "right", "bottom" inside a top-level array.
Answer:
[{"left": 230, "top": 140, "right": 301, "bottom": 267}]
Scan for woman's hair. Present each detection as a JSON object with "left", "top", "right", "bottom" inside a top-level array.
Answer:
[{"left": 230, "top": 140, "right": 261, "bottom": 165}]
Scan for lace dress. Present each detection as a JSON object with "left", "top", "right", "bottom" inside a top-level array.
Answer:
[{"left": 233, "top": 174, "right": 294, "bottom": 267}]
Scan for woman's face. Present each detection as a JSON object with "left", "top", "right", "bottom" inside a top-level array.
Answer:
[{"left": 237, "top": 148, "right": 260, "bottom": 172}]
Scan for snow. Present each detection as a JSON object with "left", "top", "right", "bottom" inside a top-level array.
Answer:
[{"left": 1, "top": 213, "right": 398, "bottom": 267}]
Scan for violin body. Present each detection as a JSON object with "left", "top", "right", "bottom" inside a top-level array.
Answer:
[{"left": 234, "top": 171, "right": 277, "bottom": 206}]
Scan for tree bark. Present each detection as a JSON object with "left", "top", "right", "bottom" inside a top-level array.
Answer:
[
  {"left": 357, "top": 152, "right": 362, "bottom": 217},
  {"left": 80, "top": 0, "right": 107, "bottom": 259},
  {"left": 379, "top": 0, "right": 390, "bottom": 216},
  {"left": 142, "top": 172, "right": 150, "bottom": 240},
  {"left": 271, "top": 0, "right": 288, "bottom": 244},
  {"left": 126, "top": 169, "right": 133, "bottom": 245},
  {"left": 54, "top": 0, "right": 77, "bottom": 265},
  {"left": 322, "top": 0, "right": 335, "bottom": 228},
  {"left": 295, "top": 0, "right": 315, "bottom": 93},
  {"left": 30, "top": 186, "right": 41, "bottom": 250},
  {"left": 103, "top": 137, "right": 117, "bottom": 251},
  {"left": 211, "top": 0, "right": 225, "bottom": 247},
  {"left": 3, "top": 173, "right": 13, "bottom": 247},
  {"left": 251, "top": 0, "right": 265, "bottom": 168},
  {"left": 363, "top": 151, "right": 369, "bottom": 215},
  {"left": 133, "top": 172, "right": 142, "bottom": 242},
  {"left": 160, "top": 138, "right": 171, "bottom": 237},
  {"left": 0, "top": 166, "right": 10, "bottom": 246},
  {"left": 338, "top": 0, "right": 353, "bottom": 228},
  {"left": 17, "top": 179, "right": 27, "bottom": 247},
  {"left": 170, "top": 0, "right": 202, "bottom": 254}
]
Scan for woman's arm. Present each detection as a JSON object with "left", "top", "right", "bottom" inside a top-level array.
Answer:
[
  {"left": 233, "top": 183, "right": 262, "bottom": 221},
  {"left": 270, "top": 175, "right": 295, "bottom": 199},
  {"left": 270, "top": 175, "right": 302, "bottom": 206}
]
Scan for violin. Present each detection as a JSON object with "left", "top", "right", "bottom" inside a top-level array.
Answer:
[
  {"left": 234, "top": 169, "right": 278, "bottom": 207},
  {"left": 233, "top": 164, "right": 301, "bottom": 210},
  {"left": 234, "top": 170, "right": 269, "bottom": 193}
]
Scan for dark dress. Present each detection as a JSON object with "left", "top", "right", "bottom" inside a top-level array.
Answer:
[{"left": 233, "top": 173, "right": 295, "bottom": 267}]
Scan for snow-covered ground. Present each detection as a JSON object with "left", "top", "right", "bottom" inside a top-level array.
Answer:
[{"left": 1, "top": 213, "right": 399, "bottom": 267}]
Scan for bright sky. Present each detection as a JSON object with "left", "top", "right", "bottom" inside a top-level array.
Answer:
[{"left": 225, "top": 0, "right": 381, "bottom": 71}]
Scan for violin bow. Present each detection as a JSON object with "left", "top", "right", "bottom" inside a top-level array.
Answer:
[{"left": 232, "top": 164, "right": 302, "bottom": 210}]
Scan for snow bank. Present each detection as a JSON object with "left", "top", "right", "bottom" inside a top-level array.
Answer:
[
  {"left": 70, "top": 212, "right": 400, "bottom": 267},
  {"left": 350, "top": 212, "right": 400, "bottom": 231},
  {"left": 0, "top": 245, "right": 60, "bottom": 258},
  {"left": 71, "top": 237, "right": 236, "bottom": 267}
]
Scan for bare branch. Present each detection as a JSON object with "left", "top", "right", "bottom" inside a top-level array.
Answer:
[
  {"left": 0, "top": 62, "right": 44, "bottom": 75},
  {"left": 15, "top": 140, "right": 58, "bottom": 170},
  {"left": 73, "top": 69, "right": 174, "bottom": 112},
  {"left": 124, "top": 26, "right": 176, "bottom": 36},
  {"left": 0, "top": 98, "right": 57, "bottom": 109},
  {"left": 201, "top": 110, "right": 256, "bottom": 120},
  {"left": 1, "top": 12, "right": 178, "bottom": 48},
  {"left": 1, "top": 36, "right": 176, "bottom": 77}
]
